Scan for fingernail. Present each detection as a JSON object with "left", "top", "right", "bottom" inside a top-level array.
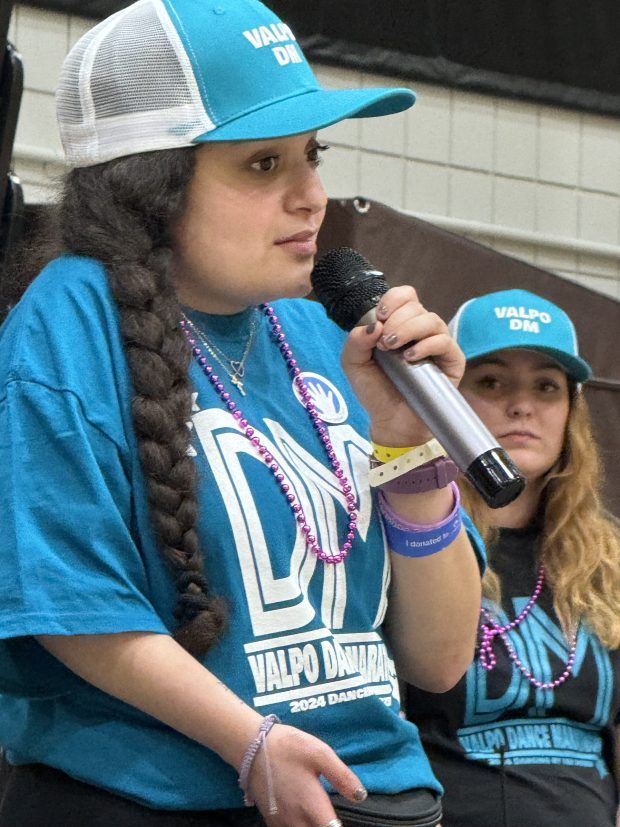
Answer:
[
  {"left": 403, "top": 346, "right": 417, "bottom": 360},
  {"left": 353, "top": 787, "right": 368, "bottom": 801},
  {"left": 365, "top": 323, "right": 376, "bottom": 334},
  {"left": 382, "top": 333, "right": 399, "bottom": 347},
  {"left": 377, "top": 304, "right": 389, "bottom": 319}
]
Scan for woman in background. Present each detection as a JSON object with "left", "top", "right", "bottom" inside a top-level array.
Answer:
[{"left": 406, "top": 288, "right": 620, "bottom": 827}]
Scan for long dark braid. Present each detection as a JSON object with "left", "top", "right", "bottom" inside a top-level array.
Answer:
[{"left": 59, "top": 148, "right": 226, "bottom": 656}]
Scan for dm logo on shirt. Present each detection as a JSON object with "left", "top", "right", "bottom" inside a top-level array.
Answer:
[
  {"left": 458, "top": 602, "right": 614, "bottom": 778},
  {"left": 292, "top": 372, "right": 349, "bottom": 424}
]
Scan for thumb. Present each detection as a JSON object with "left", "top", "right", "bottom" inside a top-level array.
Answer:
[{"left": 341, "top": 320, "right": 385, "bottom": 368}]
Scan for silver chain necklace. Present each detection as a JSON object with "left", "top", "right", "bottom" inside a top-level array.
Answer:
[{"left": 181, "top": 310, "right": 259, "bottom": 396}]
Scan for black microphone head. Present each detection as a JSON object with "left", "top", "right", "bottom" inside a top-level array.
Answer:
[{"left": 311, "top": 247, "right": 389, "bottom": 331}]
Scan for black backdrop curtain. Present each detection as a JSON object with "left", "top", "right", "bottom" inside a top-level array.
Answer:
[
  {"left": 268, "top": 0, "right": 620, "bottom": 117},
  {"left": 19, "top": 0, "right": 620, "bottom": 118}
]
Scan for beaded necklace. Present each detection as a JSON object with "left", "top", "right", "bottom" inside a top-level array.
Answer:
[
  {"left": 180, "top": 303, "right": 358, "bottom": 564},
  {"left": 479, "top": 564, "right": 578, "bottom": 690}
]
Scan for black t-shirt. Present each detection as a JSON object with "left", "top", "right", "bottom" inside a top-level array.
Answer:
[{"left": 406, "top": 524, "right": 620, "bottom": 827}]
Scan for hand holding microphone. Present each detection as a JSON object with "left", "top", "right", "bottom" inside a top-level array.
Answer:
[{"left": 311, "top": 248, "right": 524, "bottom": 509}]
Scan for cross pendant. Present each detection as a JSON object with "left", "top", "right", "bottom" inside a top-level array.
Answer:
[{"left": 231, "top": 375, "right": 246, "bottom": 396}]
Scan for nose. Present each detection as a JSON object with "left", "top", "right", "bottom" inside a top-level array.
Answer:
[
  {"left": 285, "top": 165, "right": 328, "bottom": 216},
  {"left": 506, "top": 390, "right": 535, "bottom": 418}
]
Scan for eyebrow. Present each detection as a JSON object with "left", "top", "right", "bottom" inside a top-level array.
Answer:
[
  {"left": 468, "top": 356, "right": 564, "bottom": 372},
  {"left": 243, "top": 134, "right": 320, "bottom": 160}
]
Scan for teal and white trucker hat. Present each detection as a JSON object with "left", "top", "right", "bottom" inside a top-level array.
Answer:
[
  {"left": 56, "top": 0, "right": 416, "bottom": 167},
  {"left": 449, "top": 288, "right": 592, "bottom": 382}
]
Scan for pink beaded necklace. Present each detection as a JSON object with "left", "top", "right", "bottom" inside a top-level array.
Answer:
[
  {"left": 479, "top": 564, "right": 578, "bottom": 690},
  {"left": 180, "top": 303, "right": 358, "bottom": 565}
]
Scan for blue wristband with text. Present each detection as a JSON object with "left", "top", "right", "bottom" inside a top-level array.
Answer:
[{"left": 378, "top": 482, "right": 463, "bottom": 557}]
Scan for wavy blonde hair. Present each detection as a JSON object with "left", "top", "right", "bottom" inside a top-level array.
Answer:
[{"left": 460, "top": 391, "right": 620, "bottom": 649}]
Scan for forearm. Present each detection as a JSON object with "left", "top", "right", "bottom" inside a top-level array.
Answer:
[
  {"left": 36, "top": 631, "right": 367, "bottom": 826},
  {"left": 36, "top": 631, "right": 262, "bottom": 770},
  {"left": 383, "top": 488, "right": 481, "bottom": 692}
]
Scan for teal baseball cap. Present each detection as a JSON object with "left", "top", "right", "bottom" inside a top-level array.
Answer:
[
  {"left": 56, "top": 0, "right": 416, "bottom": 167},
  {"left": 449, "top": 288, "right": 592, "bottom": 382}
]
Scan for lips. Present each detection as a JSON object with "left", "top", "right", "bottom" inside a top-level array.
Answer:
[
  {"left": 274, "top": 229, "right": 319, "bottom": 257},
  {"left": 275, "top": 229, "right": 317, "bottom": 244},
  {"left": 500, "top": 430, "right": 538, "bottom": 440}
]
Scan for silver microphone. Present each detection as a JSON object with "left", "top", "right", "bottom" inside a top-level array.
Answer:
[{"left": 311, "top": 247, "right": 524, "bottom": 508}]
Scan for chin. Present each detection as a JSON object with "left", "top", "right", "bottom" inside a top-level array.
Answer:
[
  {"left": 262, "top": 283, "right": 312, "bottom": 306},
  {"left": 286, "top": 277, "right": 313, "bottom": 299}
]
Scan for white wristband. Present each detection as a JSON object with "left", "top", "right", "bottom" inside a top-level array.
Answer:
[{"left": 369, "top": 438, "right": 447, "bottom": 488}]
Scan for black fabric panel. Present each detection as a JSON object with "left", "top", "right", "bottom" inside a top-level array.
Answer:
[
  {"left": 299, "top": 35, "right": 620, "bottom": 118},
  {"left": 269, "top": 0, "right": 620, "bottom": 95},
  {"left": 316, "top": 198, "right": 620, "bottom": 517},
  {"left": 17, "top": 1, "right": 620, "bottom": 116},
  {"left": 19, "top": 0, "right": 119, "bottom": 16}
]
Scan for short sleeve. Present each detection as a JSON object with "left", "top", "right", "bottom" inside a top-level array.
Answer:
[
  {"left": 0, "top": 379, "right": 169, "bottom": 639},
  {"left": 460, "top": 507, "right": 486, "bottom": 575}
]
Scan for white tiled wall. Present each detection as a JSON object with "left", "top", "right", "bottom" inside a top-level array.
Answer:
[
  {"left": 317, "top": 67, "right": 620, "bottom": 299},
  {"left": 7, "top": 4, "right": 620, "bottom": 298},
  {"left": 8, "top": 5, "right": 90, "bottom": 195}
]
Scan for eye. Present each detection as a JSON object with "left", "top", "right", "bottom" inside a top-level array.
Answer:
[
  {"left": 307, "top": 143, "right": 329, "bottom": 167},
  {"left": 537, "top": 378, "right": 562, "bottom": 393},
  {"left": 476, "top": 375, "right": 502, "bottom": 391},
  {"left": 251, "top": 155, "right": 278, "bottom": 172}
]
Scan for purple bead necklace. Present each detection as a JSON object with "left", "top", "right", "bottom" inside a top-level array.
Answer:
[
  {"left": 479, "top": 564, "right": 578, "bottom": 690},
  {"left": 180, "top": 303, "right": 358, "bottom": 565}
]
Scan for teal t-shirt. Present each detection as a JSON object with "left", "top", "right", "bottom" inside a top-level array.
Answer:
[{"left": 0, "top": 255, "right": 483, "bottom": 809}]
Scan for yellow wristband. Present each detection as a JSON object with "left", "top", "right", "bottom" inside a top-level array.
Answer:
[{"left": 371, "top": 442, "right": 416, "bottom": 463}]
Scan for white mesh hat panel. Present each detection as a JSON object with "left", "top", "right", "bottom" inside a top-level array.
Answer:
[{"left": 56, "top": 0, "right": 215, "bottom": 166}]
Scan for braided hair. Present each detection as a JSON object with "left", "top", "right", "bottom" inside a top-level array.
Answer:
[{"left": 59, "top": 148, "right": 226, "bottom": 656}]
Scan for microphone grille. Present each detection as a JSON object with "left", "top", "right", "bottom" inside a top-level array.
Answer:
[{"left": 311, "top": 247, "right": 389, "bottom": 331}]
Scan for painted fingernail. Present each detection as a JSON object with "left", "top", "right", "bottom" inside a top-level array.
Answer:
[
  {"left": 353, "top": 787, "right": 368, "bottom": 802},
  {"left": 365, "top": 323, "right": 376, "bottom": 334},
  {"left": 403, "top": 346, "right": 417, "bottom": 360},
  {"left": 377, "top": 304, "right": 389, "bottom": 319},
  {"left": 382, "top": 333, "right": 399, "bottom": 347}
]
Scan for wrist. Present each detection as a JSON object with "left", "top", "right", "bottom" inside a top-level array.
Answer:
[
  {"left": 369, "top": 427, "right": 433, "bottom": 449},
  {"left": 378, "top": 482, "right": 463, "bottom": 557},
  {"left": 369, "top": 438, "right": 459, "bottom": 496},
  {"left": 238, "top": 714, "right": 281, "bottom": 815},
  {"left": 382, "top": 482, "right": 457, "bottom": 523},
  {"left": 217, "top": 709, "right": 265, "bottom": 773}
]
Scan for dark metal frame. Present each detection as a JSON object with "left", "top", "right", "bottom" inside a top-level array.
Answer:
[{"left": 0, "top": 2, "right": 24, "bottom": 283}]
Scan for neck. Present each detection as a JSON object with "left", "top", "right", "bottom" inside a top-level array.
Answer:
[{"left": 484, "top": 477, "right": 545, "bottom": 529}]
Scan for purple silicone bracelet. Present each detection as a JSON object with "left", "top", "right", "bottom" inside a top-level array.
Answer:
[
  {"left": 378, "top": 482, "right": 463, "bottom": 557},
  {"left": 379, "top": 481, "right": 460, "bottom": 529}
]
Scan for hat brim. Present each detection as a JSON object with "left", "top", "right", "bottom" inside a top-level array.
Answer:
[
  {"left": 466, "top": 344, "right": 592, "bottom": 383},
  {"left": 191, "top": 86, "right": 416, "bottom": 143}
]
